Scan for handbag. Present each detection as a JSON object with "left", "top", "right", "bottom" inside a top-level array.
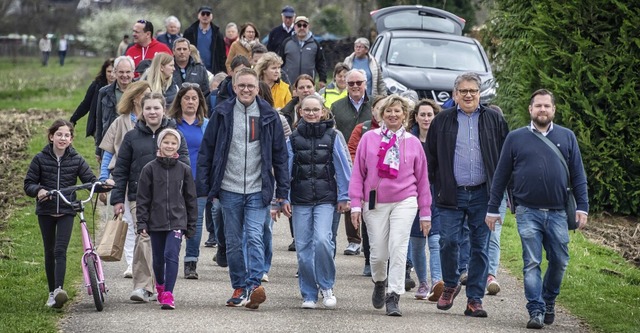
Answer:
[
  {"left": 532, "top": 131, "right": 578, "bottom": 230},
  {"left": 96, "top": 213, "right": 128, "bottom": 261}
]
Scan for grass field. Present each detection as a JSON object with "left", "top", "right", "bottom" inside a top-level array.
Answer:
[{"left": 0, "top": 57, "right": 638, "bottom": 332}]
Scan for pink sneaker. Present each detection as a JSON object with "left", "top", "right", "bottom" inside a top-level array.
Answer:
[
  {"left": 160, "top": 291, "right": 175, "bottom": 310},
  {"left": 156, "top": 284, "right": 165, "bottom": 303}
]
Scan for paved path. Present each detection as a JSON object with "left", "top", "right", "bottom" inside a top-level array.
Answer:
[{"left": 61, "top": 215, "right": 587, "bottom": 332}]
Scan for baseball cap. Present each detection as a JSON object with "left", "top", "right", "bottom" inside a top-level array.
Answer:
[
  {"left": 282, "top": 6, "right": 295, "bottom": 17},
  {"left": 294, "top": 16, "right": 309, "bottom": 25},
  {"left": 198, "top": 6, "right": 212, "bottom": 14}
]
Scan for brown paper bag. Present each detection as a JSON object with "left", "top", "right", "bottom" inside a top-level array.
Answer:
[{"left": 96, "top": 213, "right": 127, "bottom": 261}]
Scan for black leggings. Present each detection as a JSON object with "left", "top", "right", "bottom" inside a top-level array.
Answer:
[{"left": 38, "top": 215, "right": 75, "bottom": 292}]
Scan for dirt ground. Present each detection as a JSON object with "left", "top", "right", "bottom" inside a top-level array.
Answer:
[{"left": 0, "top": 109, "right": 639, "bottom": 267}]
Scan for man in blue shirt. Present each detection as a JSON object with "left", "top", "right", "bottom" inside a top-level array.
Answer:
[
  {"left": 485, "top": 89, "right": 588, "bottom": 329},
  {"left": 183, "top": 6, "right": 226, "bottom": 74}
]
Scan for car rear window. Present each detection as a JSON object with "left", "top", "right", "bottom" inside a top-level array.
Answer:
[
  {"left": 386, "top": 37, "right": 487, "bottom": 72},
  {"left": 380, "top": 12, "right": 459, "bottom": 34}
]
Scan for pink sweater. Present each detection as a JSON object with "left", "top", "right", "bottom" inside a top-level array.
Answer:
[{"left": 349, "top": 128, "right": 432, "bottom": 219}]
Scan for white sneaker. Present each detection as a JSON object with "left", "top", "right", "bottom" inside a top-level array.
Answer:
[
  {"left": 261, "top": 273, "right": 269, "bottom": 282},
  {"left": 123, "top": 265, "right": 133, "bottom": 278},
  {"left": 321, "top": 288, "right": 337, "bottom": 309},
  {"left": 52, "top": 287, "right": 68, "bottom": 308},
  {"left": 301, "top": 300, "right": 316, "bottom": 309},
  {"left": 46, "top": 292, "right": 55, "bottom": 307},
  {"left": 130, "top": 288, "right": 150, "bottom": 302},
  {"left": 343, "top": 242, "right": 361, "bottom": 255}
]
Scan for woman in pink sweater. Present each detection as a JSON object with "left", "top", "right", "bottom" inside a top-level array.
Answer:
[{"left": 349, "top": 94, "right": 432, "bottom": 317}]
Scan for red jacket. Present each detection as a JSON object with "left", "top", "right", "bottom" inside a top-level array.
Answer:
[{"left": 125, "top": 39, "right": 172, "bottom": 69}]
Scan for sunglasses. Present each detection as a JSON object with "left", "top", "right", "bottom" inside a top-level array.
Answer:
[
  {"left": 200, "top": 11, "right": 211, "bottom": 16},
  {"left": 181, "top": 82, "right": 200, "bottom": 89},
  {"left": 347, "top": 80, "right": 365, "bottom": 87},
  {"left": 296, "top": 23, "right": 308, "bottom": 28},
  {"left": 137, "top": 19, "right": 147, "bottom": 24}
]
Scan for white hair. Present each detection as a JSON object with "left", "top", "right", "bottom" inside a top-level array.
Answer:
[
  {"left": 164, "top": 16, "right": 181, "bottom": 29},
  {"left": 114, "top": 55, "right": 134, "bottom": 70},
  {"left": 346, "top": 69, "right": 367, "bottom": 82}
]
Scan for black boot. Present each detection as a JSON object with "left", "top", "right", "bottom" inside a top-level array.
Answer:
[
  {"left": 216, "top": 246, "right": 228, "bottom": 267},
  {"left": 405, "top": 268, "right": 416, "bottom": 291},
  {"left": 385, "top": 292, "right": 402, "bottom": 316},
  {"left": 184, "top": 261, "right": 199, "bottom": 279}
]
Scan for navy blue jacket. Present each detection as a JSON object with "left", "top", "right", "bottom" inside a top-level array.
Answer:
[
  {"left": 426, "top": 105, "right": 509, "bottom": 209},
  {"left": 196, "top": 96, "right": 290, "bottom": 206}
]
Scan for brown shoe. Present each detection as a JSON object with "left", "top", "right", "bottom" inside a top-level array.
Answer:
[
  {"left": 436, "top": 284, "right": 461, "bottom": 310},
  {"left": 428, "top": 280, "right": 445, "bottom": 302},
  {"left": 464, "top": 300, "right": 488, "bottom": 317},
  {"left": 245, "top": 286, "right": 266, "bottom": 309}
]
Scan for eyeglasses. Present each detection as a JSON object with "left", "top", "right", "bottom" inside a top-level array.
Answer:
[
  {"left": 301, "top": 108, "right": 322, "bottom": 114},
  {"left": 200, "top": 12, "right": 211, "bottom": 16},
  {"left": 347, "top": 80, "right": 365, "bottom": 87},
  {"left": 296, "top": 23, "right": 308, "bottom": 28},
  {"left": 181, "top": 82, "right": 200, "bottom": 89},
  {"left": 458, "top": 89, "right": 479, "bottom": 96},
  {"left": 236, "top": 84, "right": 257, "bottom": 91}
]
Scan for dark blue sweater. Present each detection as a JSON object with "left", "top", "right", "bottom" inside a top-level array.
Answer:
[{"left": 487, "top": 124, "right": 588, "bottom": 214}]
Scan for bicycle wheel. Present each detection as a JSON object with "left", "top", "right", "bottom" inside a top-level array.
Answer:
[{"left": 86, "top": 256, "right": 104, "bottom": 311}]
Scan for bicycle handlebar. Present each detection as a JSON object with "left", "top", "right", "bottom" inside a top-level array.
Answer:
[{"left": 46, "top": 181, "right": 112, "bottom": 207}]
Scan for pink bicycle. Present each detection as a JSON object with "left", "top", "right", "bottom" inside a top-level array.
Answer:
[{"left": 46, "top": 181, "right": 111, "bottom": 311}]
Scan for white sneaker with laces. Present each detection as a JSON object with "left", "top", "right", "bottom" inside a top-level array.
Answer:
[
  {"left": 344, "top": 242, "right": 361, "bottom": 255},
  {"left": 52, "top": 287, "right": 68, "bottom": 308},
  {"left": 301, "top": 300, "right": 316, "bottom": 309},
  {"left": 123, "top": 265, "right": 133, "bottom": 278},
  {"left": 46, "top": 292, "right": 55, "bottom": 307},
  {"left": 130, "top": 288, "right": 150, "bottom": 302},
  {"left": 321, "top": 288, "right": 337, "bottom": 309}
]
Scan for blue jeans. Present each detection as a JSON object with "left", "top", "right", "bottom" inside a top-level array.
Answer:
[
  {"left": 488, "top": 195, "right": 508, "bottom": 277},
  {"left": 332, "top": 210, "right": 340, "bottom": 258},
  {"left": 439, "top": 185, "right": 491, "bottom": 302},
  {"left": 219, "top": 190, "right": 269, "bottom": 290},
  {"left": 150, "top": 230, "right": 183, "bottom": 293},
  {"left": 293, "top": 204, "right": 336, "bottom": 301},
  {"left": 185, "top": 197, "right": 206, "bottom": 262},
  {"left": 210, "top": 199, "right": 224, "bottom": 248},
  {"left": 244, "top": 211, "right": 272, "bottom": 272},
  {"left": 410, "top": 234, "right": 442, "bottom": 284},
  {"left": 516, "top": 206, "right": 569, "bottom": 315},
  {"left": 457, "top": 221, "right": 470, "bottom": 275}
]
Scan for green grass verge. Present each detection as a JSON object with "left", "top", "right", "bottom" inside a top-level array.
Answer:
[
  {"left": 499, "top": 214, "right": 640, "bottom": 333},
  {"left": 0, "top": 57, "right": 103, "bottom": 332}
]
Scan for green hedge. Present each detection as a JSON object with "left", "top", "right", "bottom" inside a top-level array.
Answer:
[{"left": 483, "top": 0, "right": 640, "bottom": 215}]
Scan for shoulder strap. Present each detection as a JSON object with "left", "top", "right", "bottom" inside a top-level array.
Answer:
[
  {"left": 531, "top": 130, "right": 571, "bottom": 187},
  {"left": 361, "top": 120, "right": 372, "bottom": 134}
]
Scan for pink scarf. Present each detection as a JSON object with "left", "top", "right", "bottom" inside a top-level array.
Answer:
[{"left": 376, "top": 125, "right": 404, "bottom": 179}]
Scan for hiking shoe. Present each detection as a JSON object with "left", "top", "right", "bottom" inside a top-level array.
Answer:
[
  {"left": 321, "top": 288, "right": 337, "bottom": 309},
  {"left": 428, "top": 280, "right": 445, "bottom": 302},
  {"left": 486, "top": 274, "right": 500, "bottom": 295},
  {"left": 362, "top": 264, "right": 371, "bottom": 277},
  {"left": 372, "top": 280, "right": 386, "bottom": 309},
  {"left": 261, "top": 273, "right": 269, "bottom": 282},
  {"left": 130, "top": 288, "right": 153, "bottom": 302},
  {"left": 226, "top": 288, "right": 246, "bottom": 307},
  {"left": 415, "top": 281, "right": 429, "bottom": 300},
  {"left": 385, "top": 292, "right": 402, "bottom": 316},
  {"left": 204, "top": 234, "right": 217, "bottom": 247},
  {"left": 288, "top": 240, "right": 296, "bottom": 251},
  {"left": 301, "top": 300, "right": 317, "bottom": 309},
  {"left": 344, "top": 242, "right": 361, "bottom": 255},
  {"left": 436, "top": 284, "right": 461, "bottom": 310},
  {"left": 544, "top": 303, "right": 555, "bottom": 325},
  {"left": 160, "top": 291, "right": 175, "bottom": 310},
  {"left": 52, "top": 287, "right": 68, "bottom": 308},
  {"left": 156, "top": 284, "right": 165, "bottom": 303},
  {"left": 46, "top": 292, "right": 55, "bottom": 307},
  {"left": 464, "top": 300, "right": 488, "bottom": 317},
  {"left": 123, "top": 265, "right": 133, "bottom": 278},
  {"left": 405, "top": 269, "right": 416, "bottom": 291},
  {"left": 527, "top": 312, "right": 545, "bottom": 329},
  {"left": 216, "top": 248, "right": 228, "bottom": 267},
  {"left": 184, "top": 261, "right": 199, "bottom": 279},
  {"left": 245, "top": 286, "right": 266, "bottom": 309},
  {"left": 459, "top": 271, "right": 468, "bottom": 285}
]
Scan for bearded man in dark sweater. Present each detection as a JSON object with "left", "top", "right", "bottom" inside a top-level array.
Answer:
[{"left": 485, "top": 89, "right": 588, "bottom": 329}]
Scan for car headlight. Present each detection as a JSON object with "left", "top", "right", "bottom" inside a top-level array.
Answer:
[
  {"left": 480, "top": 78, "right": 497, "bottom": 103},
  {"left": 384, "top": 77, "right": 407, "bottom": 95}
]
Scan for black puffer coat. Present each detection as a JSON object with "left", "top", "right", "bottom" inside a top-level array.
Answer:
[
  {"left": 110, "top": 117, "right": 190, "bottom": 204},
  {"left": 136, "top": 156, "right": 197, "bottom": 238},
  {"left": 24, "top": 144, "right": 97, "bottom": 216}
]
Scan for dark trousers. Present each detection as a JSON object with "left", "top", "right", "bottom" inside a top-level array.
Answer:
[
  {"left": 344, "top": 210, "right": 361, "bottom": 244},
  {"left": 38, "top": 214, "right": 75, "bottom": 292},
  {"left": 58, "top": 50, "right": 67, "bottom": 66},
  {"left": 149, "top": 230, "right": 183, "bottom": 293},
  {"left": 41, "top": 51, "right": 50, "bottom": 66}
]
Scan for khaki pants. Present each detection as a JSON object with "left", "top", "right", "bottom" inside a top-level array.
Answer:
[{"left": 129, "top": 201, "right": 155, "bottom": 292}]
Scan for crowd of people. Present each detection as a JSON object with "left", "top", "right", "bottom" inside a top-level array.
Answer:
[{"left": 24, "top": 4, "right": 589, "bottom": 330}]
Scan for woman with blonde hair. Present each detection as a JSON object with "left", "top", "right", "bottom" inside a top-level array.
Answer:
[
  {"left": 98, "top": 80, "right": 152, "bottom": 278},
  {"left": 255, "top": 52, "right": 291, "bottom": 110},
  {"left": 142, "top": 53, "right": 178, "bottom": 107}
]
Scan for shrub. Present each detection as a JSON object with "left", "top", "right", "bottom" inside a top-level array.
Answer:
[{"left": 483, "top": 1, "right": 640, "bottom": 215}]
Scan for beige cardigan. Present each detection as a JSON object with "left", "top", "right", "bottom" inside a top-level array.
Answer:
[{"left": 99, "top": 114, "right": 136, "bottom": 170}]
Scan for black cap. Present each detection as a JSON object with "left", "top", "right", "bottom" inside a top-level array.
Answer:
[
  {"left": 198, "top": 6, "right": 212, "bottom": 13},
  {"left": 281, "top": 5, "right": 295, "bottom": 17},
  {"left": 135, "top": 59, "right": 152, "bottom": 75}
]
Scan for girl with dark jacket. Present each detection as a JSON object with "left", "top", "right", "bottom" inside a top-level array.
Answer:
[
  {"left": 136, "top": 128, "right": 197, "bottom": 310},
  {"left": 69, "top": 58, "right": 115, "bottom": 137},
  {"left": 24, "top": 119, "right": 111, "bottom": 308}
]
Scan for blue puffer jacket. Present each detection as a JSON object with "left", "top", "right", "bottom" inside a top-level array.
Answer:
[{"left": 196, "top": 96, "right": 290, "bottom": 206}]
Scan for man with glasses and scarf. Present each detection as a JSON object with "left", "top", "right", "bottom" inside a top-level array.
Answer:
[
  {"left": 277, "top": 16, "right": 326, "bottom": 89},
  {"left": 183, "top": 5, "right": 226, "bottom": 75},
  {"left": 125, "top": 19, "right": 172, "bottom": 70}
]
